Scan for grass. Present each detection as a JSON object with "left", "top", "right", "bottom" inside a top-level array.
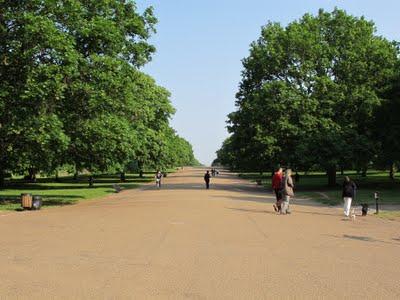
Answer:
[
  {"left": 0, "top": 172, "right": 157, "bottom": 211},
  {"left": 239, "top": 170, "right": 400, "bottom": 207},
  {"left": 376, "top": 211, "right": 400, "bottom": 221}
]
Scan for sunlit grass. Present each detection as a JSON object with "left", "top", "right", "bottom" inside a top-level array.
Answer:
[{"left": 0, "top": 172, "right": 156, "bottom": 211}]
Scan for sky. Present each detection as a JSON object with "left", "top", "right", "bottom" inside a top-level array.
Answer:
[{"left": 136, "top": 0, "right": 400, "bottom": 165}]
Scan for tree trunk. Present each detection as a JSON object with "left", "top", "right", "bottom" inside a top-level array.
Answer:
[
  {"left": 327, "top": 166, "right": 337, "bottom": 186},
  {"left": 361, "top": 166, "right": 367, "bottom": 177},
  {"left": 28, "top": 168, "right": 36, "bottom": 183},
  {"left": 120, "top": 172, "right": 126, "bottom": 182},
  {"left": 0, "top": 170, "right": 5, "bottom": 188},
  {"left": 390, "top": 163, "right": 395, "bottom": 180},
  {"left": 88, "top": 175, "right": 94, "bottom": 187},
  {"left": 73, "top": 171, "right": 78, "bottom": 180}
]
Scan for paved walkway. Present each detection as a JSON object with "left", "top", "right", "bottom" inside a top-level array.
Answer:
[{"left": 1, "top": 168, "right": 399, "bottom": 299}]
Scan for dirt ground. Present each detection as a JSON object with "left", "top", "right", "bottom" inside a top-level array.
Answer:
[{"left": 1, "top": 167, "right": 399, "bottom": 299}]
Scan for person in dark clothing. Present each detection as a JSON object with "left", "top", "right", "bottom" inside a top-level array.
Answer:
[
  {"left": 272, "top": 167, "right": 283, "bottom": 212},
  {"left": 204, "top": 170, "right": 211, "bottom": 189},
  {"left": 342, "top": 176, "right": 357, "bottom": 217},
  {"left": 155, "top": 170, "right": 163, "bottom": 188},
  {"left": 211, "top": 168, "right": 215, "bottom": 177}
]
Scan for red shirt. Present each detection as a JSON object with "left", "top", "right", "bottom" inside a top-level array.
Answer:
[{"left": 272, "top": 172, "right": 283, "bottom": 189}]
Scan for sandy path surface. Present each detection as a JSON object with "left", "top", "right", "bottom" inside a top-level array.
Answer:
[{"left": 1, "top": 167, "right": 399, "bottom": 299}]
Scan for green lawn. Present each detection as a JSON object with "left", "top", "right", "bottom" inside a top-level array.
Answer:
[
  {"left": 0, "top": 172, "right": 156, "bottom": 211},
  {"left": 239, "top": 170, "right": 400, "bottom": 206}
]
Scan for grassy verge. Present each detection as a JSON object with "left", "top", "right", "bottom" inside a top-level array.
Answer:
[
  {"left": 376, "top": 211, "right": 400, "bottom": 221},
  {"left": 0, "top": 172, "right": 158, "bottom": 211},
  {"left": 239, "top": 171, "right": 400, "bottom": 206}
]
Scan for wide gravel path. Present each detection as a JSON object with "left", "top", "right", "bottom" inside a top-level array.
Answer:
[{"left": 1, "top": 167, "right": 399, "bottom": 299}]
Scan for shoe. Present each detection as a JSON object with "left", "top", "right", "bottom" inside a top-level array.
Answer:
[{"left": 273, "top": 205, "right": 278, "bottom": 212}]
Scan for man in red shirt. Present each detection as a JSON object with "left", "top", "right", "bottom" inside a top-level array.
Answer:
[{"left": 272, "top": 167, "right": 283, "bottom": 212}]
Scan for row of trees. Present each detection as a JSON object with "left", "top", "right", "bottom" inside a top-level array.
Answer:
[
  {"left": 214, "top": 9, "right": 400, "bottom": 185},
  {"left": 0, "top": 0, "right": 198, "bottom": 186}
]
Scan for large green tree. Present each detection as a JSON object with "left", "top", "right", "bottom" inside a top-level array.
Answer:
[
  {"left": 0, "top": 0, "right": 77, "bottom": 184},
  {"left": 222, "top": 9, "right": 398, "bottom": 185},
  {"left": 0, "top": 0, "right": 198, "bottom": 186}
]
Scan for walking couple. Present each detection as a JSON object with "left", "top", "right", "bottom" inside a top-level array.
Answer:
[{"left": 272, "top": 168, "right": 294, "bottom": 215}]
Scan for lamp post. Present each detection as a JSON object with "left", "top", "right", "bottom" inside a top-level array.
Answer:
[{"left": 374, "top": 192, "right": 379, "bottom": 214}]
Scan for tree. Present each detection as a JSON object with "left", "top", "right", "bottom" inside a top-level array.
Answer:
[
  {"left": 0, "top": 0, "right": 77, "bottom": 185},
  {"left": 375, "top": 66, "right": 400, "bottom": 179},
  {"left": 0, "top": 0, "right": 198, "bottom": 186},
  {"left": 222, "top": 9, "right": 398, "bottom": 185}
]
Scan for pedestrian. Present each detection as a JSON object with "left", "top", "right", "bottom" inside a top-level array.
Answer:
[
  {"left": 155, "top": 170, "right": 163, "bottom": 188},
  {"left": 204, "top": 170, "right": 211, "bottom": 189},
  {"left": 281, "top": 169, "right": 294, "bottom": 215},
  {"left": 342, "top": 176, "right": 357, "bottom": 217},
  {"left": 272, "top": 167, "right": 283, "bottom": 212},
  {"left": 211, "top": 168, "right": 215, "bottom": 177}
]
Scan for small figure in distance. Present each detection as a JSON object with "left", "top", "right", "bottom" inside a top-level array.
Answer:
[
  {"left": 211, "top": 168, "right": 215, "bottom": 177},
  {"left": 204, "top": 170, "right": 211, "bottom": 189},
  {"left": 342, "top": 176, "right": 357, "bottom": 217},
  {"left": 281, "top": 169, "right": 294, "bottom": 215},
  {"left": 155, "top": 170, "right": 163, "bottom": 188},
  {"left": 272, "top": 167, "right": 283, "bottom": 213}
]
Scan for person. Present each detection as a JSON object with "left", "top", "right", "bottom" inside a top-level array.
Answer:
[
  {"left": 281, "top": 169, "right": 294, "bottom": 215},
  {"left": 342, "top": 176, "right": 357, "bottom": 217},
  {"left": 211, "top": 168, "right": 215, "bottom": 177},
  {"left": 204, "top": 170, "right": 211, "bottom": 189},
  {"left": 272, "top": 167, "right": 283, "bottom": 212},
  {"left": 155, "top": 170, "right": 163, "bottom": 188}
]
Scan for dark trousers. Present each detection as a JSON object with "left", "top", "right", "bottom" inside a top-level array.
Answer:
[
  {"left": 274, "top": 188, "right": 282, "bottom": 210},
  {"left": 205, "top": 180, "right": 210, "bottom": 189}
]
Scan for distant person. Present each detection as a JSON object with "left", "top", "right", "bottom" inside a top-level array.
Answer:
[
  {"left": 272, "top": 167, "right": 283, "bottom": 212},
  {"left": 155, "top": 170, "right": 163, "bottom": 188},
  {"left": 281, "top": 169, "right": 294, "bottom": 215},
  {"left": 204, "top": 170, "right": 211, "bottom": 189},
  {"left": 342, "top": 176, "right": 357, "bottom": 217},
  {"left": 211, "top": 168, "right": 215, "bottom": 177}
]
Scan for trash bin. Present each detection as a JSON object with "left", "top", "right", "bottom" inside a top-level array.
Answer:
[
  {"left": 21, "top": 193, "right": 32, "bottom": 209},
  {"left": 32, "top": 195, "right": 42, "bottom": 210}
]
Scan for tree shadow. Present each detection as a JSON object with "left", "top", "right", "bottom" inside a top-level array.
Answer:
[
  {"left": 326, "top": 234, "right": 399, "bottom": 245},
  {"left": 226, "top": 207, "right": 277, "bottom": 215}
]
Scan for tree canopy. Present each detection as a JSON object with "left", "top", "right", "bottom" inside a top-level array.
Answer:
[
  {"left": 216, "top": 9, "right": 400, "bottom": 185},
  {"left": 0, "top": 0, "right": 198, "bottom": 185}
]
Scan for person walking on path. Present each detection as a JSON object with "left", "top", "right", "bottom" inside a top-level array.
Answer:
[
  {"left": 155, "top": 170, "right": 163, "bottom": 188},
  {"left": 272, "top": 167, "right": 283, "bottom": 212},
  {"left": 204, "top": 170, "right": 211, "bottom": 189},
  {"left": 281, "top": 169, "right": 294, "bottom": 215},
  {"left": 342, "top": 176, "right": 357, "bottom": 217}
]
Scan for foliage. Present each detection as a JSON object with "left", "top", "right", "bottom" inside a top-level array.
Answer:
[
  {"left": 217, "top": 9, "right": 399, "bottom": 184},
  {"left": 0, "top": 0, "right": 198, "bottom": 186}
]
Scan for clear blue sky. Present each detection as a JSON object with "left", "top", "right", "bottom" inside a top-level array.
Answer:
[{"left": 137, "top": 0, "right": 400, "bottom": 165}]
